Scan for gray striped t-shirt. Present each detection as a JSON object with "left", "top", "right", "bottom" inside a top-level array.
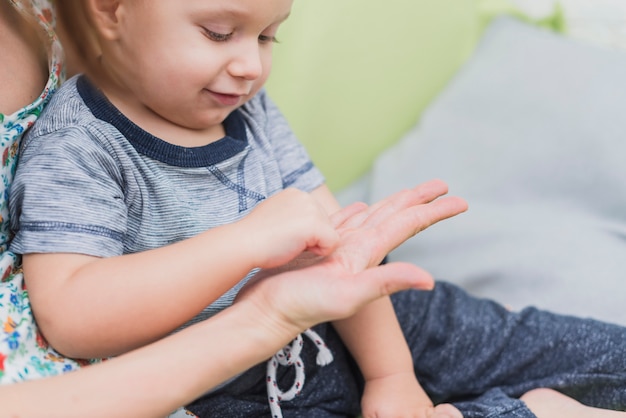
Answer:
[{"left": 10, "top": 75, "right": 325, "bottom": 322}]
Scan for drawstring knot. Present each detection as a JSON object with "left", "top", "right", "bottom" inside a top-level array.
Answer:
[{"left": 266, "top": 328, "right": 333, "bottom": 418}]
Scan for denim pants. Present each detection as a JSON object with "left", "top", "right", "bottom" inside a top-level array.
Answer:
[{"left": 186, "top": 282, "right": 626, "bottom": 417}]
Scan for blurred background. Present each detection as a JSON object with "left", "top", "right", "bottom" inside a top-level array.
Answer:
[
  {"left": 267, "top": 0, "right": 626, "bottom": 325},
  {"left": 512, "top": 0, "right": 626, "bottom": 50}
]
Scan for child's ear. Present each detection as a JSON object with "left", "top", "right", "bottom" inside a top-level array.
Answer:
[{"left": 86, "top": 0, "right": 123, "bottom": 41}]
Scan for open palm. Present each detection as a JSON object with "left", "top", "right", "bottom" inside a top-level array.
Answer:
[{"left": 236, "top": 179, "right": 468, "bottom": 331}]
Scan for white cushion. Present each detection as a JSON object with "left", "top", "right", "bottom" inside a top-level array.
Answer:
[{"left": 370, "top": 17, "right": 626, "bottom": 324}]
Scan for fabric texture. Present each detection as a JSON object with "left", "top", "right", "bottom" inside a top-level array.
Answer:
[
  {"left": 9, "top": 73, "right": 324, "bottom": 417},
  {"left": 370, "top": 17, "right": 626, "bottom": 325},
  {"left": 10, "top": 76, "right": 325, "bottom": 325},
  {"left": 186, "top": 282, "right": 626, "bottom": 417},
  {"left": 0, "top": 0, "right": 92, "bottom": 384},
  {"left": 8, "top": 16, "right": 626, "bottom": 416}
]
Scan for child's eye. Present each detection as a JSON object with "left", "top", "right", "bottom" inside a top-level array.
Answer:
[
  {"left": 203, "top": 28, "right": 233, "bottom": 42},
  {"left": 259, "top": 34, "right": 279, "bottom": 44}
]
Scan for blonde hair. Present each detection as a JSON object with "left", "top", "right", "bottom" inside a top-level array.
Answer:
[{"left": 54, "top": 0, "right": 101, "bottom": 76}]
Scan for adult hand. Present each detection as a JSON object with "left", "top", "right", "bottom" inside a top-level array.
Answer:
[
  {"left": 236, "top": 179, "right": 468, "bottom": 332},
  {"left": 329, "top": 178, "right": 467, "bottom": 272}
]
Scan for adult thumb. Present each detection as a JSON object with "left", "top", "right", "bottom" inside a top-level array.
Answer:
[{"left": 353, "top": 262, "right": 435, "bottom": 300}]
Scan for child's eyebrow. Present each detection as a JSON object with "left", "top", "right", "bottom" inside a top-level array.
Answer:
[{"left": 196, "top": 6, "right": 290, "bottom": 25}]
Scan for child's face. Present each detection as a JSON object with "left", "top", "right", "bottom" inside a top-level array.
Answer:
[{"left": 99, "top": 0, "right": 293, "bottom": 133}]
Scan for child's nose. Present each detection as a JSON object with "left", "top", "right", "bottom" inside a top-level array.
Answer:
[{"left": 228, "top": 42, "right": 263, "bottom": 80}]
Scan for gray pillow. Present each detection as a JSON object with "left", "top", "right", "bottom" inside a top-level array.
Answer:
[{"left": 370, "top": 17, "right": 626, "bottom": 325}]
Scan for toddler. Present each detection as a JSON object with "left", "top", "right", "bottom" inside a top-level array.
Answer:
[{"left": 10, "top": 1, "right": 626, "bottom": 417}]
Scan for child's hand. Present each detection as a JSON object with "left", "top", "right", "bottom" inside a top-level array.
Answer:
[
  {"left": 361, "top": 372, "right": 462, "bottom": 418},
  {"left": 240, "top": 188, "right": 340, "bottom": 269}
]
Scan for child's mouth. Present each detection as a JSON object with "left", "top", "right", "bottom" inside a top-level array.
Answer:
[{"left": 208, "top": 91, "right": 242, "bottom": 106}]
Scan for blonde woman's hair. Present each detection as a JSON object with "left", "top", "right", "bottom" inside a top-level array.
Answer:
[{"left": 54, "top": 0, "right": 101, "bottom": 77}]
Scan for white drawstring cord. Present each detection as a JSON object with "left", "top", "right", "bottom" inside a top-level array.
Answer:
[{"left": 266, "top": 328, "right": 333, "bottom": 418}]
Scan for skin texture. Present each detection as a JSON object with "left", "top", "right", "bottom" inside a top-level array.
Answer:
[
  {"left": 4, "top": 0, "right": 625, "bottom": 417},
  {"left": 26, "top": 2, "right": 460, "bottom": 416},
  {"left": 0, "top": 0, "right": 47, "bottom": 115},
  {"left": 18, "top": 2, "right": 462, "bottom": 416},
  {"left": 89, "top": 0, "right": 290, "bottom": 145}
]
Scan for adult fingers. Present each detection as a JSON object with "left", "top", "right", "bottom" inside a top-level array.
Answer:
[
  {"left": 346, "top": 262, "right": 435, "bottom": 308},
  {"left": 365, "top": 179, "right": 454, "bottom": 228},
  {"left": 371, "top": 179, "right": 451, "bottom": 214},
  {"left": 373, "top": 195, "right": 468, "bottom": 255},
  {"left": 340, "top": 179, "right": 453, "bottom": 231},
  {"left": 329, "top": 201, "right": 369, "bottom": 229}
]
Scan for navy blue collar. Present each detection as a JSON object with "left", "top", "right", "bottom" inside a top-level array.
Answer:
[{"left": 77, "top": 75, "right": 248, "bottom": 168}]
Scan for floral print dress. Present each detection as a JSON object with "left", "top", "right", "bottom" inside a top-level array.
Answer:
[
  {"left": 0, "top": 3, "right": 198, "bottom": 416},
  {"left": 0, "top": 0, "right": 89, "bottom": 383}
]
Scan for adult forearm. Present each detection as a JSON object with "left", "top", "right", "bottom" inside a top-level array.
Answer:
[{"left": 0, "top": 300, "right": 299, "bottom": 418}]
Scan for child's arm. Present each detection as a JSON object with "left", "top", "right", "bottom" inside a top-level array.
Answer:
[
  {"left": 22, "top": 188, "right": 339, "bottom": 359},
  {"left": 310, "top": 183, "right": 449, "bottom": 417},
  {"left": 333, "top": 299, "right": 436, "bottom": 417},
  {"left": 3, "top": 199, "right": 450, "bottom": 418},
  {"left": 2, "top": 181, "right": 462, "bottom": 417}
]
